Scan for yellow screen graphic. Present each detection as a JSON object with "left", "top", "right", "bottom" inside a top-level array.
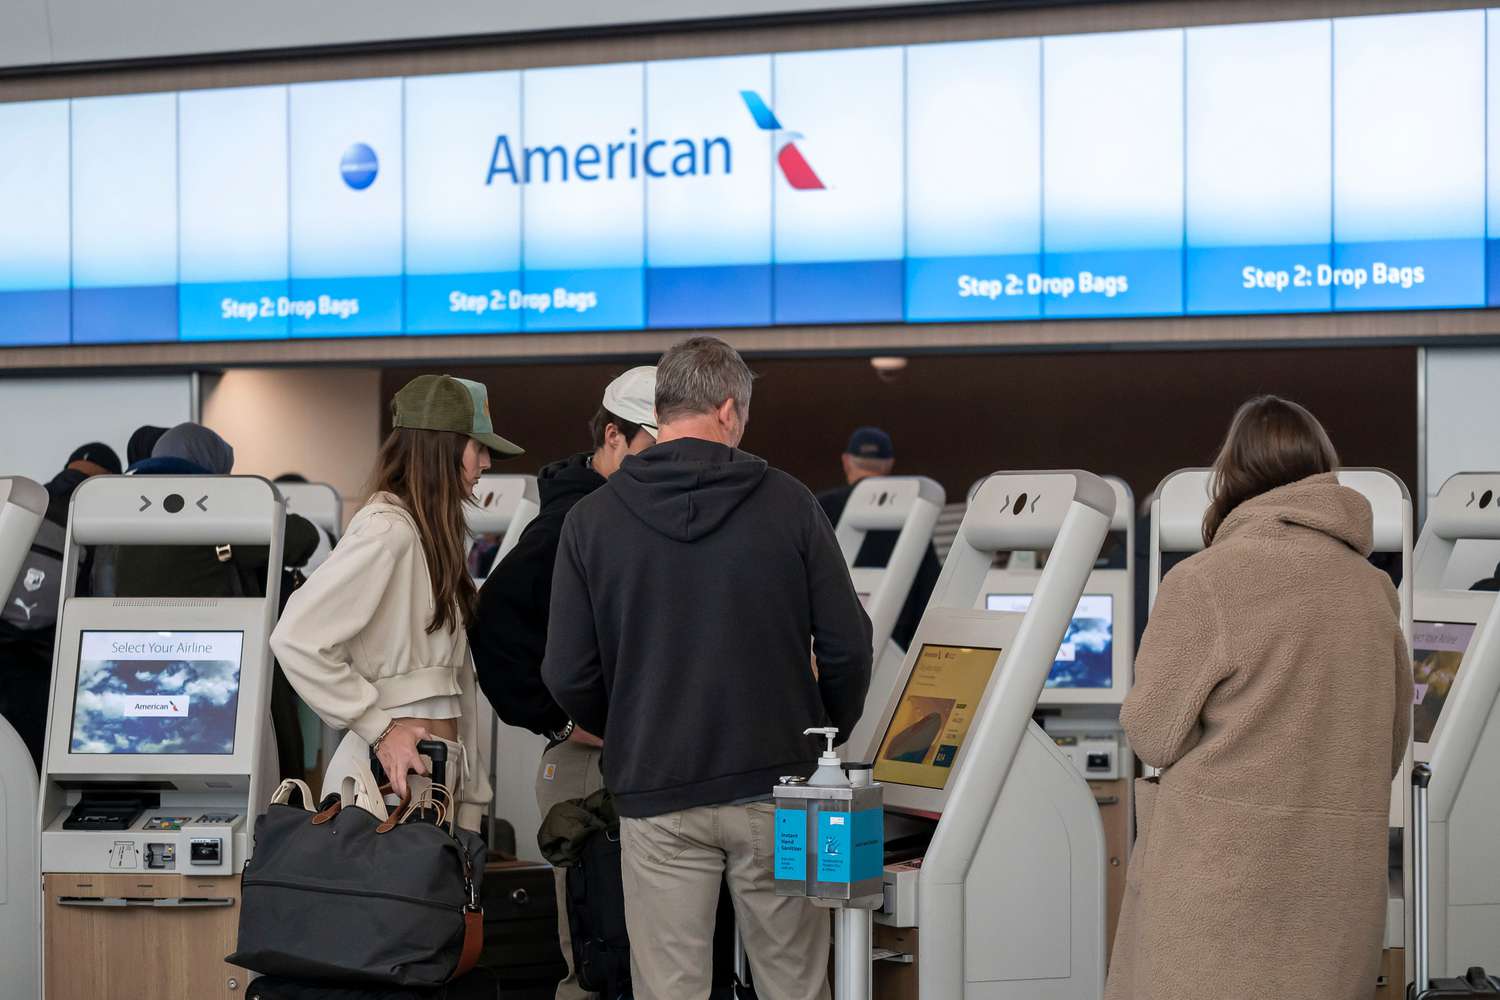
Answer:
[{"left": 873, "top": 644, "right": 1003, "bottom": 790}]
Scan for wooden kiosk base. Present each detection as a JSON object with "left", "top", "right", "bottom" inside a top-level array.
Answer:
[{"left": 44, "top": 872, "right": 247, "bottom": 999}]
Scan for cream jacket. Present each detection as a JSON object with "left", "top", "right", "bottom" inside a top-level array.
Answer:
[{"left": 270, "top": 492, "right": 492, "bottom": 830}]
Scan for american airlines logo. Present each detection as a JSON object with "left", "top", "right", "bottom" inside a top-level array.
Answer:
[{"left": 739, "top": 91, "right": 825, "bottom": 191}]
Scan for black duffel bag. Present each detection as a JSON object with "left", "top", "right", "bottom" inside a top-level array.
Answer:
[{"left": 229, "top": 742, "right": 486, "bottom": 988}]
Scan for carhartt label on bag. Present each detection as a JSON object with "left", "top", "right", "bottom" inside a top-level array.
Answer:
[{"left": 543, "top": 763, "right": 557, "bottom": 781}]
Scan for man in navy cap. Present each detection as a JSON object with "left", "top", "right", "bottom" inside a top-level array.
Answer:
[{"left": 816, "top": 427, "right": 941, "bottom": 650}]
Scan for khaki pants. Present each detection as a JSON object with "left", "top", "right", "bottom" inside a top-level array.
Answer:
[
  {"left": 621, "top": 802, "right": 831, "bottom": 1000},
  {"left": 535, "top": 740, "right": 606, "bottom": 1000}
]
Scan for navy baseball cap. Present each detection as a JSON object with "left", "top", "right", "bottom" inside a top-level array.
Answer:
[{"left": 845, "top": 427, "right": 893, "bottom": 460}]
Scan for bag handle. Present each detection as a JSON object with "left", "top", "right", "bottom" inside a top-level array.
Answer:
[{"left": 270, "top": 778, "right": 314, "bottom": 810}]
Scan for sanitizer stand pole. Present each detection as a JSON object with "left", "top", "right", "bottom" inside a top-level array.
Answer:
[{"left": 835, "top": 907, "right": 873, "bottom": 1000}]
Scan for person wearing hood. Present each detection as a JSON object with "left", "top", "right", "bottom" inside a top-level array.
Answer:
[
  {"left": 469, "top": 365, "right": 656, "bottom": 1000},
  {"left": 126, "top": 424, "right": 168, "bottom": 467},
  {"left": 1105, "top": 396, "right": 1412, "bottom": 1000},
  {"left": 542, "top": 337, "right": 872, "bottom": 1000},
  {"left": 272, "top": 376, "right": 523, "bottom": 831}
]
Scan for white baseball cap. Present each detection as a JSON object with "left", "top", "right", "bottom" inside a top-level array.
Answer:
[{"left": 602, "top": 366, "right": 658, "bottom": 435}]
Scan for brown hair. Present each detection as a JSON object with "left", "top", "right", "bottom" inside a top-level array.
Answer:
[
  {"left": 1203, "top": 395, "right": 1340, "bottom": 546},
  {"left": 368, "top": 428, "right": 476, "bottom": 634},
  {"left": 588, "top": 407, "right": 646, "bottom": 450}
]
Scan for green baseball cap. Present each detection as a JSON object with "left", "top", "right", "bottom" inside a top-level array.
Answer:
[{"left": 391, "top": 375, "right": 525, "bottom": 457}]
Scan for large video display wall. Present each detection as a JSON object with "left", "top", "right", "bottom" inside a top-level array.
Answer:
[{"left": 2, "top": 8, "right": 1499, "bottom": 346}]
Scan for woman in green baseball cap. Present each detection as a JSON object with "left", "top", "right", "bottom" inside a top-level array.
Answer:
[{"left": 272, "top": 375, "right": 524, "bottom": 829}]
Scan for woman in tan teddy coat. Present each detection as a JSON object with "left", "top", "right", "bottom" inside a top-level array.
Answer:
[{"left": 1106, "top": 395, "right": 1412, "bottom": 1000}]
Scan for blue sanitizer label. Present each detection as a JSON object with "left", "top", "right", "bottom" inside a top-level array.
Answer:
[
  {"left": 817, "top": 812, "right": 852, "bottom": 884},
  {"left": 852, "top": 807, "right": 885, "bottom": 883},
  {"left": 775, "top": 808, "right": 806, "bottom": 881}
]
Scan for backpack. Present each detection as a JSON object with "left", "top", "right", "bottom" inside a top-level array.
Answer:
[
  {"left": 1, "top": 519, "right": 71, "bottom": 633},
  {"left": 566, "top": 823, "right": 632, "bottom": 999}
]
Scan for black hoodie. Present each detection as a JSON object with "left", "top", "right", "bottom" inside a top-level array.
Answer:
[
  {"left": 542, "top": 438, "right": 873, "bottom": 819},
  {"left": 471, "top": 453, "right": 606, "bottom": 736}
]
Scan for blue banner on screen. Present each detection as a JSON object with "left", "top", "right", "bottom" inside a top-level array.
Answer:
[{"left": 7, "top": 8, "right": 1500, "bottom": 347}]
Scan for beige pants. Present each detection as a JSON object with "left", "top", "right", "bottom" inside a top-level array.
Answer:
[
  {"left": 535, "top": 740, "right": 606, "bottom": 1000},
  {"left": 621, "top": 802, "right": 831, "bottom": 1000}
]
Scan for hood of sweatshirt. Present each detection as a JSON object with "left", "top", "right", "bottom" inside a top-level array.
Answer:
[
  {"left": 1214, "top": 472, "right": 1374, "bottom": 557},
  {"left": 609, "top": 438, "right": 768, "bottom": 543},
  {"left": 538, "top": 453, "right": 606, "bottom": 512}
]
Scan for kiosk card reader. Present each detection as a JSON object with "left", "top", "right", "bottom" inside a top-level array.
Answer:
[
  {"left": 1151, "top": 468, "right": 1413, "bottom": 979},
  {"left": 1409, "top": 472, "right": 1500, "bottom": 977},
  {"left": 975, "top": 475, "right": 1135, "bottom": 948},
  {"left": 837, "top": 476, "right": 946, "bottom": 757},
  {"left": 464, "top": 474, "right": 545, "bottom": 857},
  {"left": 863, "top": 471, "right": 1114, "bottom": 999},
  {"left": 37, "top": 474, "right": 285, "bottom": 1000},
  {"left": 0, "top": 476, "right": 48, "bottom": 1000}
]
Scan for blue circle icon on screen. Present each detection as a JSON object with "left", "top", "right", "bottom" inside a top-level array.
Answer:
[{"left": 340, "top": 143, "right": 379, "bottom": 190}]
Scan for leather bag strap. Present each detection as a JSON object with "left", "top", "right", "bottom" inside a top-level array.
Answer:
[{"left": 453, "top": 908, "right": 484, "bottom": 979}]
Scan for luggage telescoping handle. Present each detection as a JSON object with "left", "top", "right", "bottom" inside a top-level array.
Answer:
[
  {"left": 1412, "top": 762, "right": 1433, "bottom": 996},
  {"left": 417, "top": 739, "right": 449, "bottom": 789}
]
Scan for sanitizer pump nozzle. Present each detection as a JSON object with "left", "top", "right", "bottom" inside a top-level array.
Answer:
[{"left": 805, "top": 727, "right": 848, "bottom": 787}]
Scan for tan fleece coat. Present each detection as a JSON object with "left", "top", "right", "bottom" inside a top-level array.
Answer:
[{"left": 1106, "top": 474, "right": 1412, "bottom": 1000}]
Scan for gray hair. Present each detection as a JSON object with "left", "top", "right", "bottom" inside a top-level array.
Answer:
[{"left": 654, "top": 336, "right": 754, "bottom": 425}]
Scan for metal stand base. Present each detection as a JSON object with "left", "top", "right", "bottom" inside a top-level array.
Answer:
[{"left": 835, "top": 907, "right": 873, "bottom": 1000}]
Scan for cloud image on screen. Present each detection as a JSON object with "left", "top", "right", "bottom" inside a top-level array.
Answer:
[
  {"left": 881, "top": 696, "right": 955, "bottom": 765},
  {"left": 1046, "top": 611, "right": 1114, "bottom": 689},
  {"left": 71, "top": 652, "right": 241, "bottom": 755}
]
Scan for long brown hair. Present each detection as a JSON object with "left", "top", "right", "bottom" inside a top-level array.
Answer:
[
  {"left": 369, "top": 428, "right": 476, "bottom": 633},
  {"left": 1202, "top": 395, "right": 1340, "bottom": 546}
]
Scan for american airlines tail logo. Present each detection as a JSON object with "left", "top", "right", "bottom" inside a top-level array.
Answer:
[{"left": 739, "top": 91, "right": 825, "bottom": 191}]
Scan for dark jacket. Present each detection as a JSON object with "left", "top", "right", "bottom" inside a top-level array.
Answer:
[
  {"left": 471, "top": 453, "right": 605, "bottom": 737},
  {"left": 542, "top": 438, "right": 873, "bottom": 819},
  {"left": 816, "top": 482, "right": 941, "bottom": 650}
]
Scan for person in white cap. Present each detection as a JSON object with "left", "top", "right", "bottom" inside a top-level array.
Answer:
[{"left": 469, "top": 365, "right": 656, "bottom": 1000}]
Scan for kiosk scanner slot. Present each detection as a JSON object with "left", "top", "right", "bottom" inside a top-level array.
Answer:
[
  {"left": 836, "top": 476, "right": 946, "bottom": 758},
  {"left": 1151, "top": 467, "right": 1414, "bottom": 984},
  {"left": 37, "top": 474, "right": 285, "bottom": 1000},
  {"left": 463, "top": 473, "right": 546, "bottom": 858},
  {"left": 1408, "top": 472, "right": 1500, "bottom": 979},
  {"left": 860, "top": 470, "right": 1114, "bottom": 999},
  {"left": 0, "top": 476, "right": 48, "bottom": 1000}
]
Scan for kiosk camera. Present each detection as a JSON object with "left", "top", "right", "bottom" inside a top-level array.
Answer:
[
  {"left": 0, "top": 476, "right": 47, "bottom": 1000},
  {"left": 975, "top": 475, "right": 1134, "bottom": 946},
  {"left": 866, "top": 471, "right": 1115, "bottom": 999},
  {"left": 464, "top": 473, "right": 545, "bottom": 857},
  {"left": 837, "top": 476, "right": 946, "bottom": 757},
  {"left": 1409, "top": 472, "right": 1500, "bottom": 977},
  {"left": 1151, "top": 468, "right": 1413, "bottom": 981},
  {"left": 37, "top": 475, "right": 285, "bottom": 1000}
]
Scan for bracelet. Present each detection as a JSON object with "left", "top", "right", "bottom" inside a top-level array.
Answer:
[
  {"left": 550, "top": 720, "right": 575, "bottom": 743},
  {"left": 370, "top": 719, "right": 399, "bottom": 755}
]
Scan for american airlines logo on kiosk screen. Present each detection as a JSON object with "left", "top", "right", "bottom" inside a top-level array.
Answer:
[{"left": 3, "top": 9, "right": 1500, "bottom": 346}]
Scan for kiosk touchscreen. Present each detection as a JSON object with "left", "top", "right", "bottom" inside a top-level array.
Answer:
[
  {"left": 1409, "top": 472, "right": 1500, "bottom": 977},
  {"left": 836, "top": 475, "right": 946, "bottom": 758},
  {"left": 863, "top": 471, "right": 1114, "bottom": 999},
  {"left": 0, "top": 476, "right": 47, "bottom": 1000},
  {"left": 1152, "top": 467, "right": 1413, "bottom": 985},
  {"left": 37, "top": 475, "right": 284, "bottom": 1000},
  {"left": 464, "top": 474, "right": 545, "bottom": 857}
]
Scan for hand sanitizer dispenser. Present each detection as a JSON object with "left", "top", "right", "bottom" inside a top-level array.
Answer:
[{"left": 774, "top": 727, "right": 884, "bottom": 905}]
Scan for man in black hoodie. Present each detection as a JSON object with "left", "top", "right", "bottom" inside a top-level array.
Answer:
[
  {"left": 470, "top": 366, "right": 657, "bottom": 1000},
  {"left": 543, "top": 337, "right": 872, "bottom": 1000}
]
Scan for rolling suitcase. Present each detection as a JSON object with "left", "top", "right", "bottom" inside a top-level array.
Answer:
[{"left": 1407, "top": 764, "right": 1500, "bottom": 999}]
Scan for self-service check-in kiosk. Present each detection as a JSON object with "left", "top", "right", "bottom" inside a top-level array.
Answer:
[
  {"left": 465, "top": 474, "right": 544, "bottom": 857},
  {"left": 37, "top": 475, "right": 284, "bottom": 999},
  {"left": 1, "top": 476, "right": 47, "bottom": 1000},
  {"left": 866, "top": 471, "right": 1115, "bottom": 999},
  {"left": 838, "top": 476, "right": 946, "bottom": 757},
  {"left": 974, "top": 475, "right": 1135, "bottom": 949},
  {"left": 1408, "top": 472, "right": 1500, "bottom": 977},
  {"left": 1152, "top": 467, "right": 1413, "bottom": 988},
  {"left": 278, "top": 480, "right": 342, "bottom": 573}
]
